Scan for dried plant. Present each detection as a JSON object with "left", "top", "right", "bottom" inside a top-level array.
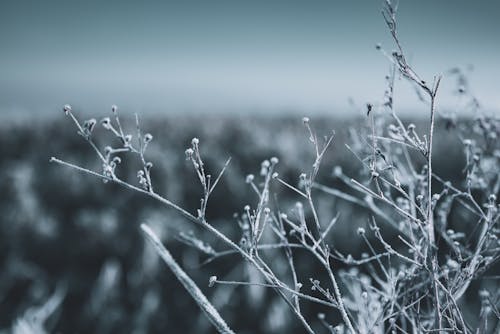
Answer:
[{"left": 51, "top": 1, "right": 499, "bottom": 333}]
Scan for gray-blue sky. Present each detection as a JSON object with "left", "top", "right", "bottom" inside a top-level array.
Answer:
[{"left": 1, "top": 0, "right": 499, "bottom": 117}]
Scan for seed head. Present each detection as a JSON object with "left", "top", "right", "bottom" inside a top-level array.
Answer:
[
  {"left": 63, "top": 104, "right": 72, "bottom": 115},
  {"left": 208, "top": 275, "right": 217, "bottom": 287},
  {"left": 185, "top": 148, "right": 194, "bottom": 158},
  {"left": 101, "top": 117, "right": 112, "bottom": 129},
  {"left": 144, "top": 133, "right": 153, "bottom": 143},
  {"left": 245, "top": 174, "right": 254, "bottom": 183}
]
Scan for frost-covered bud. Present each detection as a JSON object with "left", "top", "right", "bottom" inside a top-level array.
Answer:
[
  {"left": 408, "top": 123, "right": 416, "bottom": 131},
  {"left": 137, "top": 170, "right": 144, "bottom": 177},
  {"left": 271, "top": 172, "right": 279, "bottom": 179},
  {"left": 296, "top": 282, "right": 303, "bottom": 290},
  {"left": 270, "top": 156, "right": 279, "bottom": 165},
  {"left": 185, "top": 148, "right": 194, "bottom": 158},
  {"left": 104, "top": 146, "right": 112, "bottom": 155},
  {"left": 244, "top": 205, "right": 250, "bottom": 212},
  {"left": 112, "top": 156, "right": 121, "bottom": 164},
  {"left": 100, "top": 118, "right": 110, "bottom": 131},
  {"left": 191, "top": 137, "right": 199, "bottom": 146},
  {"left": 371, "top": 170, "right": 379, "bottom": 178},
  {"left": 361, "top": 291, "right": 368, "bottom": 299},
  {"left": 63, "top": 104, "right": 72, "bottom": 115},
  {"left": 83, "top": 118, "right": 97, "bottom": 133},
  {"left": 357, "top": 227, "right": 366, "bottom": 236},
  {"left": 245, "top": 174, "right": 254, "bottom": 183},
  {"left": 280, "top": 213, "right": 288, "bottom": 220},
  {"left": 111, "top": 105, "right": 118, "bottom": 113},
  {"left": 333, "top": 166, "right": 343, "bottom": 177},
  {"left": 473, "top": 154, "right": 480, "bottom": 163},
  {"left": 416, "top": 194, "right": 424, "bottom": 202},
  {"left": 302, "top": 116, "right": 310, "bottom": 124},
  {"left": 299, "top": 173, "right": 307, "bottom": 180},
  {"left": 432, "top": 193, "right": 441, "bottom": 201},
  {"left": 463, "top": 139, "right": 472, "bottom": 146},
  {"left": 260, "top": 160, "right": 270, "bottom": 176},
  {"left": 208, "top": 275, "right": 217, "bottom": 287},
  {"left": 145, "top": 162, "right": 153, "bottom": 170},
  {"left": 317, "top": 313, "right": 325, "bottom": 320},
  {"left": 263, "top": 207, "right": 271, "bottom": 215},
  {"left": 489, "top": 194, "right": 496, "bottom": 203},
  {"left": 124, "top": 134, "right": 132, "bottom": 144},
  {"left": 144, "top": 133, "right": 153, "bottom": 143}
]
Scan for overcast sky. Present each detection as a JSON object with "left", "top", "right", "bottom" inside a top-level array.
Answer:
[{"left": 1, "top": 0, "right": 499, "bottom": 117}]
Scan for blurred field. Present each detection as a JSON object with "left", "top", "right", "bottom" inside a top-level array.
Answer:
[{"left": 0, "top": 113, "right": 484, "bottom": 333}]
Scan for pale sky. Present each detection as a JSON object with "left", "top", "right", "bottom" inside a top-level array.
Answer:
[{"left": 1, "top": 0, "right": 499, "bottom": 117}]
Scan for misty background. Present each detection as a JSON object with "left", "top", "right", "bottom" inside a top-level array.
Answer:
[{"left": 1, "top": 0, "right": 499, "bottom": 118}]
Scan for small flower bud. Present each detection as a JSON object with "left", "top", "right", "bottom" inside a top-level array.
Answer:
[
  {"left": 270, "top": 157, "right": 279, "bottom": 165},
  {"left": 333, "top": 166, "right": 343, "bottom": 177},
  {"left": 271, "top": 172, "right": 279, "bottom": 179},
  {"left": 101, "top": 117, "right": 112, "bottom": 129},
  {"left": 463, "top": 139, "right": 472, "bottom": 146},
  {"left": 302, "top": 116, "right": 310, "bottom": 124},
  {"left": 185, "top": 148, "right": 194, "bottom": 158},
  {"left": 408, "top": 123, "right": 416, "bottom": 131},
  {"left": 191, "top": 137, "right": 199, "bottom": 146},
  {"left": 208, "top": 275, "right": 217, "bottom": 287},
  {"left": 244, "top": 205, "right": 250, "bottom": 212},
  {"left": 357, "top": 227, "right": 366, "bottom": 236},
  {"left": 245, "top": 174, "right": 254, "bottom": 183},
  {"left": 83, "top": 118, "right": 97, "bottom": 134},
  {"left": 63, "top": 104, "right": 72, "bottom": 115},
  {"left": 144, "top": 133, "right": 153, "bottom": 143},
  {"left": 264, "top": 207, "right": 270, "bottom": 215}
]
